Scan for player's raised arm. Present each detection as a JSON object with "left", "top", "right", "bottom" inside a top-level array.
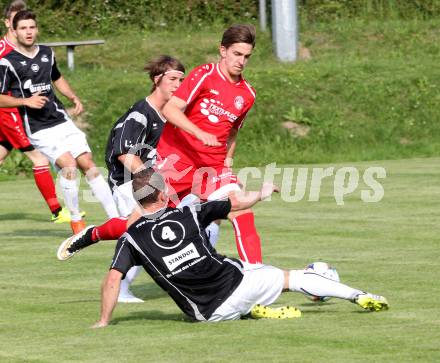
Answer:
[
  {"left": 229, "top": 182, "right": 280, "bottom": 211},
  {"left": 163, "top": 96, "right": 221, "bottom": 146}
]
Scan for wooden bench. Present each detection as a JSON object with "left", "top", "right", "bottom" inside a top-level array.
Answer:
[{"left": 38, "top": 40, "right": 105, "bottom": 71}]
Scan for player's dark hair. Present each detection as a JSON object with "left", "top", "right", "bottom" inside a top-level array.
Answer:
[
  {"left": 144, "top": 55, "right": 185, "bottom": 92},
  {"left": 221, "top": 24, "right": 256, "bottom": 49},
  {"left": 12, "top": 9, "right": 35, "bottom": 29},
  {"left": 132, "top": 168, "right": 166, "bottom": 206},
  {"left": 3, "top": 0, "right": 26, "bottom": 19}
]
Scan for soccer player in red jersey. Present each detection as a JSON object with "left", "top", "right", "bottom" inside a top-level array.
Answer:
[
  {"left": 0, "top": 1, "right": 66, "bottom": 222},
  {"left": 157, "top": 24, "right": 263, "bottom": 263}
]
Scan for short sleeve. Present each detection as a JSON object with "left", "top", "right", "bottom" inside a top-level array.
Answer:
[
  {"left": 196, "top": 199, "right": 231, "bottom": 228},
  {"left": 233, "top": 108, "right": 250, "bottom": 130},
  {"left": 110, "top": 235, "right": 142, "bottom": 278},
  {"left": 111, "top": 110, "right": 149, "bottom": 157},
  {"left": 51, "top": 56, "right": 61, "bottom": 81},
  {"left": 173, "top": 64, "right": 213, "bottom": 105},
  {"left": 0, "top": 59, "right": 12, "bottom": 94}
]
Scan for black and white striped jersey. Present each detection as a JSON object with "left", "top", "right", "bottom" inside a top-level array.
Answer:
[
  {"left": 105, "top": 98, "right": 166, "bottom": 189},
  {"left": 0, "top": 45, "right": 69, "bottom": 135},
  {"left": 111, "top": 199, "right": 244, "bottom": 321}
]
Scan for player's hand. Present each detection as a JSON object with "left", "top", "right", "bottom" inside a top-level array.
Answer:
[
  {"left": 24, "top": 91, "right": 49, "bottom": 109},
  {"left": 260, "top": 182, "right": 280, "bottom": 200},
  {"left": 91, "top": 320, "right": 108, "bottom": 329},
  {"left": 70, "top": 96, "right": 84, "bottom": 115},
  {"left": 195, "top": 130, "right": 221, "bottom": 146}
]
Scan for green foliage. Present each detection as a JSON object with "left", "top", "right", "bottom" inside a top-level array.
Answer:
[
  {"left": 284, "top": 106, "right": 312, "bottom": 125},
  {"left": 0, "top": 150, "right": 32, "bottom": 177},
  {"left": 11, "top": 1, "right": 439, "bottom": 37},
  {"left": 25, "top": 0, "right": 258, "bottom": 36},
  {"left": 300, "top": 0, "right": 440, "bottom": 22}
]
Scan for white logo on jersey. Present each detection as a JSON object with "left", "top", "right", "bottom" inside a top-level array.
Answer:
[
  {"left": 20, "top": 61, "right": 27, "bottom": 66},
  {"left": 162, "top": 243, "right": 200, "bottom": 271},
  {"left": 31, "top": 64, "right": 39, "bottom": 72},
  {"left": 124, "top": 140, "right": 134, "bottom": 148},
  {"left": 41, "top": 55, "right": 49, "bottom": 62},
  {"left": 23, "top": 79, "right": 51, "bottom": 93},
  {"left": 151, "top": 220, "right": 185, "bottom": 249},
  {"left": 234, "top": 96, "right": 244, "bottom": 110},
  {"left": 199, "top": 98, "right": 238, "bottom": 123}
]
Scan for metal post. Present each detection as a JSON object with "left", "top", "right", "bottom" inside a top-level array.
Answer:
[
  {"left": 259, "top": 0, "right": 267, "bottom": 32},
  {"left": 272, "top": 0, "right": 298, "bottom": 62},
  {"left": 67, "top": 46, "right": 75, "bottom": 70}
]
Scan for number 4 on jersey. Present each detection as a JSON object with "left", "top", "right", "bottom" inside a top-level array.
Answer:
[{"left": 161, "top": 226, "right": 177, "bottom": 241}]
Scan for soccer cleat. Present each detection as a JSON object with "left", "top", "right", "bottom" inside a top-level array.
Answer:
[
  {"left": 51, "top": 208, "right": 86, "bottom": 223},
  {"left": 57, "top": 225, "right": 95, "bottom": 261},
  {"left": 118, "top": 290, "right": 144, "bottom": 303},
  {"left": 354, "top": 293, "right": 389, "bottom": 312},
  {"left": 250, "top": 304, "right": 301, "bottom": 319}
]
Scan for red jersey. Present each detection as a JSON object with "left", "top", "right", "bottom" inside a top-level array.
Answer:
[
  {"left": 0, "top": 36, "right": 15, "bottom": 57},
  {"left": 0, "top": 36, "right": 18, "bottom": 113},
  {"left": 157, "top": 63, "right": 256, "bottom": 168}
]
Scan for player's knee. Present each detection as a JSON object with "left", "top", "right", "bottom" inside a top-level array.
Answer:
[
  {"left": 26, "top": 150, "right": 49, "bottom": 167},
  {"left": 76, "top": 153, "right": 97, "bottom": 175}
]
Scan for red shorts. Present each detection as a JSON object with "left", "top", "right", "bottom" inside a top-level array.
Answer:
[
  {"left": 0, "top": 109, "right": 33, "bottom": 151},
  {"left": 159, "top": 156, "right": 240, "bottom": 207}
]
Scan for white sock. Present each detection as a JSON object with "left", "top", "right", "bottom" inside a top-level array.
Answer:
[
  {"left": 289, "top": 270, "right": 363, "bottom": 301},
  {"left": 120, "top": 266, "right": 142, "bottom": 296},
  {"left": 205, "top": 222, "right": 220, "bottom": 248},
  {"left": 59, "top": 175, "right": 81, "bottom": 221},
  {"left": 86, "top": 174, "right": 119, "bottom": 218}
]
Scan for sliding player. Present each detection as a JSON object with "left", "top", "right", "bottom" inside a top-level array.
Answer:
[{"left": 91, "top": 169, "right": 389, "bottom": 327}]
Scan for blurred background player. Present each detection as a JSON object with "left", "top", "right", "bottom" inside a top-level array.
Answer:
[
  {"left": 0, "top": 10, "right": 119, "bottom": 233},
  {"left": 91, "top": 168, "right": 389, "bottom": 328},
  {"left": 157, "top": 24, "right": 263, "bottom": 264},
  {"left": 0, "top": 0, "right": 67, "bottom": 222}
]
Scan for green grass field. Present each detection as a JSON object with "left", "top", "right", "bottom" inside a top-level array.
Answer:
[{"left": 1, "top": 157, "right": 439, "bottom": 362}]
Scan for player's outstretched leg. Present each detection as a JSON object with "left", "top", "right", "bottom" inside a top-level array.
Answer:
[
  {"left": 57, "top": 217, "right": 128, "bottom": 261},
  {"left": 57, "top": 225, "right": 96, "bottom": 261},
  {"left": 288, "top": 270, "right": 389, "bottom": 311}
]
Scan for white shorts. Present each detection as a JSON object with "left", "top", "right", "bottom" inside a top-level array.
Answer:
[
  {"left": 208, "top": 262, "right": 284, "bottom": 322},
  {"left": 29, "top": 120, "right": 91, "bottom": 164},
  {"left": 112, "top": 180, "right": 137, "bottom": 217}
]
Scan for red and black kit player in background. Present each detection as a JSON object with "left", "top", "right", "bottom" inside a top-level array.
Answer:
[
  {"left": 0, "top": 0, "right": 66, "bottom": 222},
  {"left": 157, "top": 24, "right": 263, "bottom": 263}
]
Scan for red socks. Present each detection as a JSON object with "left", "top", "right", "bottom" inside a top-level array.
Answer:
[
  {"left": 32, "top": 165, "right": 61, "bottom": 213},
  {"left": 92, "top": 217, "right": 128, "bottom": 242},
  {"left": 231, "top": 212, "right": 262, "bottom": 264}
]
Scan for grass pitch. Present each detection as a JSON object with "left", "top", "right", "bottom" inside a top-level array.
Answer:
[{"left": 0, "top": 158, "right": 439, "bottom": 362}]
